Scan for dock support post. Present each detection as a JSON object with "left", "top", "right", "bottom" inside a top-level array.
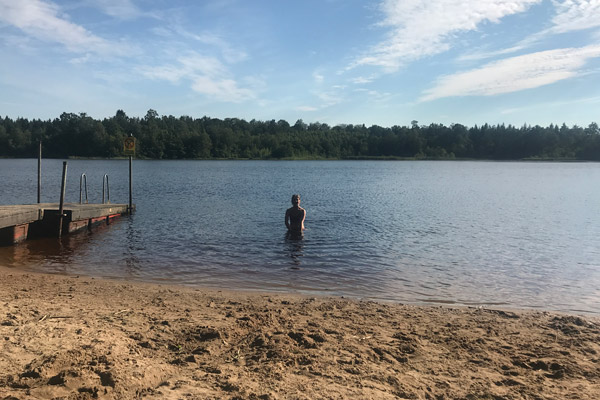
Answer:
[
  {"left": 37, "top": 140, "right": 42, "bottom": 203},
  {"left": 58, "top": 161, "right": 68, "bottom": 238}
]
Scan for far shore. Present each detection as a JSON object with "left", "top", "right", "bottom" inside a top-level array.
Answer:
[
  {"left": 0, "top": 155, "right": 594, "bottom": 162},
  {"left": 1, "top": 265, "right": 599, "bottom": 399}
]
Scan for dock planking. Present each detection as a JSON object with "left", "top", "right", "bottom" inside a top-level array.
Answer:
[{"left": 0, "top": 203, "right": 133, "bottom": 245}]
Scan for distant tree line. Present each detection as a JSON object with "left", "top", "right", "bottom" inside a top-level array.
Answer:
[{"left": 1, "top": 109, "right": 599, "bottom": 160}]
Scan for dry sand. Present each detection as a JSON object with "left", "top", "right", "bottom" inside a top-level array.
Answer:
[{"left": 1, "top": 266, "right": 599, "bottom": 399}]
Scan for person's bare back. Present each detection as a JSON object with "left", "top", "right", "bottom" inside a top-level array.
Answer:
[{"left": 285, "top": 194, "right": 306, "bottom": 232}]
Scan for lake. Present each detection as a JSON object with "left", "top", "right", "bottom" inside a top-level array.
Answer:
[{"left": 1, "top": 159, "right": 599, "bottom": 314}]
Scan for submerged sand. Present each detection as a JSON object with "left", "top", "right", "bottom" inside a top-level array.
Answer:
[{"left": 1, "top": 266, "right": 599, "bottom": 399}]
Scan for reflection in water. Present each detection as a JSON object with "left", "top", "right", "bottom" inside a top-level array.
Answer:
[
  {"left": 284, "top": 231, "right": 304, "bottom": 269},
  {"left": 0, "top": 235, "right": 77, "bottom": 273},
  {"left": 0, "top": 242, "right": 33, "bottom": 268},
  {"left": 125, "top": 216, "right": 141, "bottom": 274},
  {"left": 0, "top": 220, "right": 119, "bottom": 275}
]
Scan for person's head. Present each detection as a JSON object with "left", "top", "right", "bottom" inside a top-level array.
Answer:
[{"left": 291, "top": 194, "right": 300, "bottom": 206}]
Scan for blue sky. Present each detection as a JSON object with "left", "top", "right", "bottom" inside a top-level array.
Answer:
[{"left": 0, "top": 0, "right": 599, "bottom": 128}]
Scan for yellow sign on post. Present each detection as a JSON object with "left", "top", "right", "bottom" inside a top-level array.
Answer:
[{"left": 123, "top": 137, "right": 136, "bottom": 156}]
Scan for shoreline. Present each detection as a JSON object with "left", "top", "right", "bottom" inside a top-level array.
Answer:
[
  {"left": 1, "top": 156, "right": 596, "bottom": 162},
  {"left": 4, "top": 262, "right": 598, "bottom": 318},
  {"left": 1, "top": 266, "right": 599, "bottom": 399}
]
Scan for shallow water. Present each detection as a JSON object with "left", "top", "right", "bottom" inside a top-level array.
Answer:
[{"left": 1, "top": 159, "right": 599, "bottom": 314}]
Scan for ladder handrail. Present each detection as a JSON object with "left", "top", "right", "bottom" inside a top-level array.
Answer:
[
  {"left": 79, "top": 173, "right": 88, "bottom": 204},
  {"left": 102, "top": 174, "right": 110, "bottom": 204}
]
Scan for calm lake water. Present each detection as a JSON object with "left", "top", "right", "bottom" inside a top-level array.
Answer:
[{"left": 1, "top": 159, "right": 599, "bottom": 314}]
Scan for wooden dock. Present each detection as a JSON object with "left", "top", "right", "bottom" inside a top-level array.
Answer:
[{"left": 0, "top": 203, "right": 133, "bottom": 245}]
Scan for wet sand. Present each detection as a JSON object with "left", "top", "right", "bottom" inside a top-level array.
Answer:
[{"left": 1, "top": 266, "right": 599, "bottom": 399}]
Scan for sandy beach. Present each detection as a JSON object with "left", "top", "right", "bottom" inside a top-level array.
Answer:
[{"left": 1, "top": 266, "right": 599, "bottom": 399}]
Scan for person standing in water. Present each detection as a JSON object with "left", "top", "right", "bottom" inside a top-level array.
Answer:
[{"left": 285, "top": 194, "right": 306, "bottom": 232}]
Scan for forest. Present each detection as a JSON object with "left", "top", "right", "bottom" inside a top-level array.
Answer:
[{"left": 1, "top": 109, "right": 599, "bottom": 160}]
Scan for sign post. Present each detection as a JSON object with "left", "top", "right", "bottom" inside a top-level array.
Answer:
[{"left": 123, "top": 136, "right": 135, "bottom": 215}]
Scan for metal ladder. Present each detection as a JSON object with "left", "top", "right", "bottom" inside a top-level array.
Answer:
[{"left": 79, "top": 173, "right": 110, "bottom": 204}]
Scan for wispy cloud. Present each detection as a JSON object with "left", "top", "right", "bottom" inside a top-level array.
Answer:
[
  {"left": 134, "top": 7, "right": 254, "bottom": 103},
  {"left": 296, "top": 106, "right": 318, "bottom": 112},
  {"left": 457, "top": 44, "right": 530, "bottom": 63},
  {"left": 421, "top": 45, "right": 600, "bottom": 101},
  {"left": 501, "top": 94, "right": 600, "bottom": 115},
  {"left": 169, "top": 27, "right": 248, "bottom": 64},
  {"left": 190, "top": 76, "right": 254, "bottom": 102},
  {"left": 550, "top": 0, "right": 600, "bottom": 34},
  {"left": 0, "top": 0, "right": 131, "bottom": 55},
  {"left": 354, "top": 87, "right": 393, "bottom": 101},
  {"left": 313, "top": 71, "right": 324, "bottom": 84},
  {"left": 89, "top": 0, "right": 142, "bottom": 20},
  {"left": 460, "top": 0, "right": 600, "bottom": 62},
  {"left": 351, "top": 76, "right": 375, "bottom": 84},
  {"left": 352, "top": 0, "right": 541, "bottom": 71},
  {"left": 294, "top": 87, "right": 347, "bottom": 113},
  {"left": 316, "top": 90, "right": 345, "bottom": 107},
  {"left": 139, "top": 52, "right": 255, "bottom": 102}
]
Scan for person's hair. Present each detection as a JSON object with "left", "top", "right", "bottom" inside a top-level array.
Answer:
[{"left": 291, "top": 194, "right": 300, "bottom": 203}]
